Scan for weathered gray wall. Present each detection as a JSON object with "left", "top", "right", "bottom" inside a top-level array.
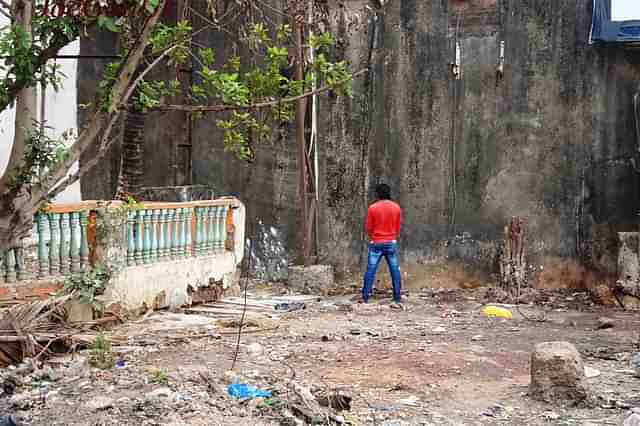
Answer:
[{"left": 80, "top": 0, "right": 640, "bottom": 287}]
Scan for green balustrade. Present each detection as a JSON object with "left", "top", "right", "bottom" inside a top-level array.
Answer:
[
  {"left": 171, "top": 209, "right": 180, "bottom": 259},
  {"left": 150, "top": 209, "right": 160, "bottom": 262},
  {"left": 218, "top": 206, "right": 228, "bottom": 252},
  {"left": 135, "top": 210, "right": 144, "bottom": 265},
  {"left": 4, "top": 249, "right": 16, "bottom": 283},
  {"left": 14, "top": 246, "right": 26, "bottom": 281},
  {"left": 126, "top": 212, "right": 135, "bottom": 266},
  {"left": 80, "top": 212, "right": 89, "bottom": 269},
  {"left": 157, "top": 209, "right": 166, "bottom": 260},
  {"left": 59, "top": 213, "right": 70, "bottom": 274},
  {"left": 206, "top": 207, "right": 216, "bottom": 254},
  {"left": 36, "top": 213, "right": 49, "bottom": 278},
  {"left": 180, "top": 208, "right": 188, "bottom": 258},
  {"left": 161, "top": 210, "right": 170, "bottom": 259},
  {"left": 48, "top": 213, "right": 60, "bottom": 275},
  {"left": 194, "top": 207, "right": 204, "bottom": 256},
  {"left": 143, "top": 210, "right": 152, "bottom": 264},
  {"left": 69, "top": 212, "right": 81, "bottom": 273},
  {"left": 185, "top": 208, "right": 193, "bottom": 256}
]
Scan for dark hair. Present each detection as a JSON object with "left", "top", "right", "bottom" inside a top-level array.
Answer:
[{"left": 375, "top": 183, "right": 391, "bottom": 200}]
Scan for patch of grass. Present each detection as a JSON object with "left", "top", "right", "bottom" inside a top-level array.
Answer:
[
  {"left": 149, "top": 368, "right": 168, "bottom": 384},
  {"left": 89, "top": 333, "right": 115, "bottom": 369}
]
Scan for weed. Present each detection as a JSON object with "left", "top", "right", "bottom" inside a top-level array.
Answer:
[{"left": 89, "top": 333, "right": 115, "bottom": 369}]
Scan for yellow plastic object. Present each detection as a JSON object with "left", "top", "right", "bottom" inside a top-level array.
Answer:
[{"left": 481, "top": 306, "right": 513, "bottom": 319}]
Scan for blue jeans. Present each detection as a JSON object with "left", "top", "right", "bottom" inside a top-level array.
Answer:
[{"left": 362, "top": 242, "right": 402, "bottom": 303}]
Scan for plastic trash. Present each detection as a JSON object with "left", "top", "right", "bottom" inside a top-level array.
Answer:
[
  {"left": 274, "top": 302, "right": 306, "bottom": 312},
  {"left": 227, "top": 383, "right": 272, "bottom": 399},
  {"left": 115, "top": 359, "right": 127, "bottom": 369},
  {"left": 481, "top": 306, "right": 513, "bottom": 319}
]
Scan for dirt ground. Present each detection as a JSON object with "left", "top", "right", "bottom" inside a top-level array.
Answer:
[{"left": 1, "top": 285, "right": 640, "bottom": 426}]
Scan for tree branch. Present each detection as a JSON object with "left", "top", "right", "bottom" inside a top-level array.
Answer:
[
  {"left": 152, "top": 68, "right": 368, "bottom": 113},
  {"left": 29, "top": 0, "right": 168, "bottom": 207},
  {"left": 47, "top": 44, "right": 182, "bottom": 200}
]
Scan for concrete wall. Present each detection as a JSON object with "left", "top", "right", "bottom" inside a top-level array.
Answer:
[{"left": 79, "top": 0, "right": 640, "bottom": 288}]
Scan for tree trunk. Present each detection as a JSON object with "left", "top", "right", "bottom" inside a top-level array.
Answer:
[{"left": 0, "top": 0, "right": 168, "bottom": 254}]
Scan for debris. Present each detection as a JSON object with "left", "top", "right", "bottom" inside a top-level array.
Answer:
[
  {"left": 145, "top": 387, "right": 175, "bottom": 399},
  {"left": 227, "top": 383, "right": 272, "bottom": 399},
  {"left": 481, "top": 306, "right": 513, "bottom": 319},
  {"left": 432, "top": 326, "right": 446, "bottom": 334},
  {"left": 274, "top": 302, "right": 306, "bottom": 312},
  {"left": 247, "top": 343, "right": 264, "bottom": 356},
  {"left": 84, "top": 396, "right": 115, "bottom": 411},
  {"left": 471, "top": 335, "right": 483, "bottom": 341},
  {"left": 530, "top": 341, "right": 590, "bottom": 402},
  {"left": 625, "top": 414, "right": 640, "bottom": 426},
  {"left": 316, "top": 391, "right": 352, "bottom": 411},
  {"left": 597, "top": 317, "right": 615, "bottom": 330},
  {"left": 584, "top": 366, "right": 601, "bottom": 379},
  {"left": 0, "top": 294, "right": 122, "bottom": 367},
  {"left": 397, "top": 396, "right": 420, "bottom": 406},
  {"left": 631, "top": 353, "right": 640, "bottom": 377}
]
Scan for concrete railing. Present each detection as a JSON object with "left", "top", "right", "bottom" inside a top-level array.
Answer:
[
  {"left": 0, "top": 198, "right": 244, "bottom": 283},
  {"left": 125, "top": 201, "right": 233, "bottom": 266}
]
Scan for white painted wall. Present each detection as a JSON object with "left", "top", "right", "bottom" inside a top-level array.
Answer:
[
  {"left": 0, "top": 14, "right": 81, "bottom": 203},
  {"left": 612, "top": 0, "right": 640, "bottom": 22}
]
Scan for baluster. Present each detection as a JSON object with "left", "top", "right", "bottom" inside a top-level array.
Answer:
[
  {"left": 150, "top": 209, "right": 160, "bottom": 262},
  {"left": 59, "top": 213, "right": 70, "bottom": 274},
  {"left": 213, "top": 207, "right": 221, "bottom": 252},
  {"left": 126, "top": 211, "right": 135, "bottom": 266},
  {"left": 170, "top": 209, "right": 179, "bottom": 259},
  {"left": 135, "top": 210, "right": 144, "bottom": 265},
  {"left": 161, "top": 210, "right": 170, "bottom": 259},
  {"left": 4, "top": 249, "right": 16, "bottom": 283},
  {"left": 143, "top": 210, "right": 152, "bottom": 264},
  {"left": 218, "top": 206, "right": 229, "bottom": 252},
  {"left": 185, "top": 208, "right": 193, "bottom": 256},
  {"left": 80, "top": 212, "right": 89, "bottom": 269},
  {"left": 48, "top": 213, "right": 60, "bottom": 275},
  {"left": 15, "top": 246, "right": 26, "bottom": 281},
  {"left": 206, "top": 207, "right": 215, "bottom": 254},
  {"left": 69, "top": 212, "right": 81, "bottom": 273},
  {"left": 157, "top": 209, "right": 166, "bottom": 261},
  {"left": 36, "top": 213, "right": 49, "bottom": 278},
  {"left": 180, "top": 208, "right": 188, "bottom": 258},
  {"left": 194, "top": 207, "right": 203, "bottom": 256}
]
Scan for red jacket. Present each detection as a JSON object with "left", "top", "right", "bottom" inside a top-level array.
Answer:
[{"left": 366, "top": 200, "right": 402, "bottom": 243}]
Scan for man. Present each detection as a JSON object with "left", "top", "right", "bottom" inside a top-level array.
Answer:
[{"left": 362, "top": 183, "right": 402, "bottom": 307}]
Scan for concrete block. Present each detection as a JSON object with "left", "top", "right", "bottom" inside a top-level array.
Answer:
[{"left": 287, "top": 265, "right": 335, "bottom": 295}]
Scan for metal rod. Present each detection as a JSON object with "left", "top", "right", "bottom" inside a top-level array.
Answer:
[{"left": 293, "top": 9, "right": 310, "bottom": 266}]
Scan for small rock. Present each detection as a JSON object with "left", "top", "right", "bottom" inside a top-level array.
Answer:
[
  {"left": 247, "top": 343, "right": 264, "bottom": 356},
  {"left": 145, "top": 387, "right": 174, "bottom": 399},
  {"left": 84, "top": 396, "right": 114, "bottom": 411},
  {"left": 223, "top": 370, "right": 240, "bottom": 384},
  {"left": 631, "top": 353, "right": 640, "bottom": 377},
  {"left": 624, "top": 414, "right": 640, "bottom": 426},
  {"left": 530, "top": 341, "right": 590, "bottom": 402},
  {"left": 584, "top": 366, "right": 601, "bottom": 378},
  {"left": 9, "top": 394, "right": 32, "bottom": 410},
  {"left": 597, "top": 317, "right": 615, "bottom": 330}
]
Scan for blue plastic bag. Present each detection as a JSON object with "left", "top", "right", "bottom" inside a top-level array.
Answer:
[{"left": 227, "top": 383, "right": 272, "bottom": 399}]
